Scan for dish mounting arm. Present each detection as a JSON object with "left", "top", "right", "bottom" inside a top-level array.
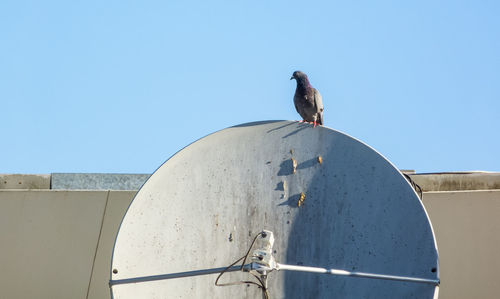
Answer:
[{"left": 109, "top": 230, "right": 439, "bottom": 287}]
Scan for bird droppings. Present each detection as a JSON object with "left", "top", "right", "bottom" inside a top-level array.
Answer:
[
  {"left": 284, "top": 180, "right": 287, "bottom": 199},
  {"left": 298, "top": 192, "right": 306, "bottom": 207},
  {"left": 317, "top": 156, "right": 323, "bottom": 164},
  {"left": 291, "top": 158, "right": 298, "bottom": 174}
]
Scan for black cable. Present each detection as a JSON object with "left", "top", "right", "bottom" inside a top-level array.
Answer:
[
  {"left": 214, "top": 256, "right": 263, "bottom": 288},
  {"left": 403, "top": 173, "right": 423, "bottom": 200},
  {"left": 215, "top": 231, "right": 269, "bottom": 298},
  {"left": 240, "top": 231, "right": 265, "bottom": 270},
  {"left": 250, "top": 272, "right": 269, "bottom": 299}
]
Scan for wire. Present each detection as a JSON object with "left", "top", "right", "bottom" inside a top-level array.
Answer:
[
  {"left": 403, "top": 173, "right": 423, "bottom": 199},
  {"left": 215, "top": 231, "right": 269, "bottom": 298},
  {"left": 240, "top": 231, "right": 265, "bottom": 270},
  {"left": 250, "top": 272, "right": 270, "bottom": 299}
]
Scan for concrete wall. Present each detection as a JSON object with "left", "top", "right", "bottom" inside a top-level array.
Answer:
[
  {"left": 0, "top": 189, "right": 134, "bottom": 299},
  {"left": 422, "top": 190, "right": 500, "bottom": 299},
  {"left": 0, "top": 174, "right": 499, "bottom": 298}
]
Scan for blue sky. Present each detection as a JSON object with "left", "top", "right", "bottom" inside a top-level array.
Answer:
[{"left": 2, "top": 1, "right": 499, "bottom": 174}]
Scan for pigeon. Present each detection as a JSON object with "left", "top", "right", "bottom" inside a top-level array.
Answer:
[{"left": 290, "top": 71, "right": 324, "bottom": 127}]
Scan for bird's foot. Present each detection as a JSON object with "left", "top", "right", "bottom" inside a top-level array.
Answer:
[
  {"left": 310, "top": 121, "right": 322, "bottom": 128},
  {"left": 298, "top": 120, "right": 320, "bottom": 128}
]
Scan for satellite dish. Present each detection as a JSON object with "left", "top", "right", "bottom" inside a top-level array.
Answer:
[{"left": 109, "top": 120, "right": 439, "bottom": 298}]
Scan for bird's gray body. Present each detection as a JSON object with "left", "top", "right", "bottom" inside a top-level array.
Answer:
[{"left": 291, "top": 71, "right": 324, "bottom": 125}]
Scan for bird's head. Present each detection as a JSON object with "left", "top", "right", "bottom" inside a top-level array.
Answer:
[
  {"left": 290, "top": 70, "right": 307, "bottom": 81},
  {"left": 290, "top": 71, "right": 310, "bottom": 86}
]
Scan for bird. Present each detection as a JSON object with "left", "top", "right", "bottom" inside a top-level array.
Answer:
[{"left": 290, "top": 71, "right": 324, "bottom": 127}]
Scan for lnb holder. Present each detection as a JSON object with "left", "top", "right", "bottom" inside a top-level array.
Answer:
[{"left": 249, "top": 230, "right": 276, "bottom": 275}]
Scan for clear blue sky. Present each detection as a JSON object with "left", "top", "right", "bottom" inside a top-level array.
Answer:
[{"left": 2, "top": 1, "right": 499, "bottom": 174}]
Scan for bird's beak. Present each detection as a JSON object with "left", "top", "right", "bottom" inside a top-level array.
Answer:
[{"left": 290, "top": 76, "right": 294, "bottom": 80}]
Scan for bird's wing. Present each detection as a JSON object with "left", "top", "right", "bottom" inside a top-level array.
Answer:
[
  {"left": 293, "top": 93, "right": 305, "bottom": 118},
  {"left": 313, "top": 88, "right": 324, "bottom": 125},
  {"left": 293, "top": 94, "right": 300, "bottom": 113}
]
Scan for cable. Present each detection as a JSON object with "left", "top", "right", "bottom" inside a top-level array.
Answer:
[
  {"left": 403, "top": 173, "right": 423, "bottom": 199},
  {"left": 215, "top": 231, "right": 269, "bottom": 298},
  {"left": 240, "top": 231, "right": 265, "bottom": 270}
]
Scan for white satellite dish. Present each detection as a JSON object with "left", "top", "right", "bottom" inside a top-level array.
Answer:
[{"left": 110, "top": 120, "right": 439, "bottom": 298}]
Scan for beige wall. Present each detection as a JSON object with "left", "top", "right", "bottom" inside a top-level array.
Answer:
[
  {"left": 422, "top": 190, "right": 500, "bottom": 299},
  {"left": 0, "top": 190, "right": 134, "bottom": 299},
  {"left": 0, "top": 188, "right": 499, "bottom": 298}
]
